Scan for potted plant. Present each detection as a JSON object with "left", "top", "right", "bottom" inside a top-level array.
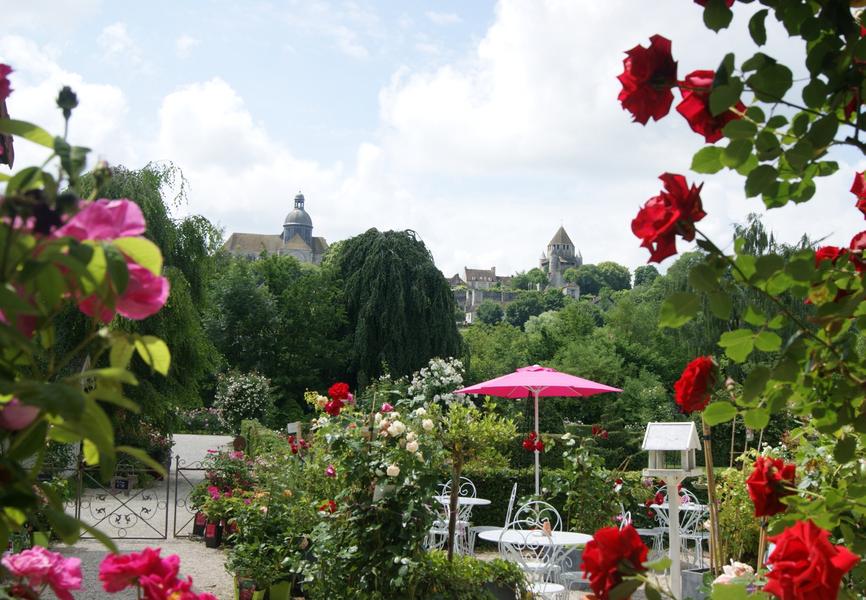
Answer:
[
  {"left": 188, "top": 483, "right": 209, "bottom": 538},
  {"left": 226, "top": 541, "right": 275, "bottom": 600},
  {"left": 202, "top": 493, "right": 230, "bottom": 548}
]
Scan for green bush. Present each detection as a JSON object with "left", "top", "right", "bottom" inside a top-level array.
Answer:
[
  {"left": 240, "top": 419, "right": 291, "bottom": 459},
  {"left": 408, "top": 550, "right": 529, "bottom": 599},
  {"left": 716, "top": 466, "right": 760, "bottom": 564}
]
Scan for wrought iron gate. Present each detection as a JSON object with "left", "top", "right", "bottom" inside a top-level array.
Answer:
[{"left": 172, "top": 456, "right": 208, "bottom": 538}]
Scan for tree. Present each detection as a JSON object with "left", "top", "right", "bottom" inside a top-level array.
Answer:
[
  {"left": 475, "top": 300, "right": 503, "bottom": 325},
  {"left": 541, "top": 288, "right": 567, "bottom": 311},
  {"left": 525, "top": 267, "right": 548, "bottom": 290},
  {"left": 509, "top": 271, "right": 531, "bottom": 290},
  {"left": 504, "top": 293, "right": 544, "bottom": 328},
  {"left": 572, "top": 264, "right": 604, "bottom": 295},
  {"left": 633, "top": 265, "right": 660, "bottom": 287},
  {"left": 336, "top": 229, "right": 462, "bottom": 386},
  {"left": 461, "top": 323, "right": 528, "bottom": 383},
  {"left": 596, "top": 261, "right": 631, "bottom": 291}
]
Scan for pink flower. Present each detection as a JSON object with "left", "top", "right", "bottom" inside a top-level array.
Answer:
[
  {"left": 54, "top": 199, "right": 145, "bottom": 242},
  {"left": 0, "top": 64, "right": 13, "bottom": 101},
  {"left": 230, "top": 451, "right": 244, "bottom": 460},
  {"left": 207, "top": 486, "right": 220, "bottom": 500},
  {"left": 78, "top": 262, "right": 170, "bottom": 322},
  {"left": 380, "top": 402, "right": 394, "bottom": 413},
  {"left": 99, "top": 548, "right": 176, "bottom": 594},
  {"left": 325, "top": 464, "right": 336, "bottom": 478},
  {"left": 2, "top": 546, "right": 82, "bottom": 600},
  {"left": 0, "top": 398, "right": 39, "bottom": 431},
  {"left": 346, "top": 392, "right": 355, "bottom": 405}
]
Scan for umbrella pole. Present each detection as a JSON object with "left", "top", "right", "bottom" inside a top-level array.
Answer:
[{"left": 534, "top": 389, "right": 540, "bottom": 496}]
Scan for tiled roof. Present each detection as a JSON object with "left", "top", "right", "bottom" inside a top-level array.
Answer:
[
  {"left": 223, "top": 233, "right": 285, "bottom": 254},
  {"left": 465, "top": 268, "right": 495, "bottom": 280},
  {"left": 548, "top": 226, "right": 573, "bottom": 247}
]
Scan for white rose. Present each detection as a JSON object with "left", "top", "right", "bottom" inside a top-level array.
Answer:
[
  {"left": 415, "top": 452, "right": 424, "bottom": 461},
  {"left": 388, "top": 420, "right": 406, "bottom": 437},
  {"left": 422, "top": 419, "right": 434, "bottom": 431},
  {"left": 406, "top": 440, "right": 419, "bottom": 453},
  {"left": 415, "top": 407, "right": 427, "bottom": 416},
  {"left": 406, "top": 431, "right": 417, "bottom": 442},
  {"left": 386, "top": 464, "right": 400, "bottom": 477}
]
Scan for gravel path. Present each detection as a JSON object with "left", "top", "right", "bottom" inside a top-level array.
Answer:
[{"left": 52, "top": 434, "right": 235, "bottom": 599}]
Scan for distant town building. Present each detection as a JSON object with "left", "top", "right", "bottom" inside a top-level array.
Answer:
[
  {"left": 222, "top": 192, "right": 328, "bottom": 264},
  {"left": 540, "top": 226, "right": 582, "bottom": 288},
  {"left": 462, "top": 267, "right": 512, "bottom": 290}
]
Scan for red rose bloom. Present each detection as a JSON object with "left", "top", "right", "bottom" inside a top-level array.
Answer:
[
  {"left": 319, "top": 500, "right": 337, "bottom": 513},
  {"left": 673, "top": 356, "right": 716, "bottom": 413},
  {"left": 632, "top": 173, "right": 706, "bottom": 263},
  {"left": 849, "top": 230, "right": 866, "bottom": 272},
  {"left": 617, "top": 35, "right": 678, "bottom": 125},
  {"left": 324, "top": 398, "right": 344, "bottom": 417},
  {"left": 764, "top": 520, "right": 859, "bottom": 600},
  {"left": 581, "top": 525, "right": 648, "bottom": 600},
  {"left": 815, "top": 246, "right": 846, "bottom": 267},
  {"left": 852, "top": 172, "right": 866, "bottom": 219},
  {"left": 328, "top": 382, "right": 350, "bottom": 401},
  {"left": 745, "top": 455, "right": 796, "bottom": 517},
  {"left": 676, "top": 70, "right": 746, "bottom": 143}
]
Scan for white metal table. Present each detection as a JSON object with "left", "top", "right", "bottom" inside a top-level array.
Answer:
[{"left": 477, "top": 528, "right": 591, "bottom": 547}]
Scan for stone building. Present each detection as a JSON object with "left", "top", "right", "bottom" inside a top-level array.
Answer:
[
  {"left": 540, "top": 226, "right": 582, "bottom": 288},
  {"left": 222, "top": 192, "right": 328, "bottom": 264}
]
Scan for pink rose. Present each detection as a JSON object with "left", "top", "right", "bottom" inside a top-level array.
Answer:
[
  {"left": 325, "top": 464, "right": 336, "bottom": 478},
  {"left": 99, "top": 547, "right": 165, "bottom": 593},
  {"left": 380, "top": 402, "right": 394, "bottom": 413},
  {"left": 78, "top": 262, "right": 170, "bottom": 322},
  {"left": 2, "top": 546, "right": 82, "bottom": 600},
  {"left": 0, "top": 398, "right": 39, "bottom": 431},
  {"left": 54, "top": 199, "right": 145, "bottom": 242}
]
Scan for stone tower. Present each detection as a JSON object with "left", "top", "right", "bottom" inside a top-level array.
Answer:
[
  {"left": 540, "top": 226, "right": 582, "bottom": 287},
  {"left": 282, "top": 192, "right": 314, "bottom": 247}
]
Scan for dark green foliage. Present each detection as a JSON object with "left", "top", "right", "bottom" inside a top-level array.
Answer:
[
  {"left": 504, "top": 293, "right": 543, "bottom": 328},
  {"left": 568, "top": 264, "right": 604, "bottom": 295},
  {"left": 633, "top": 265, "right": 660, "bottom": 287},
  {"left": 336, "top": 229, "right": 461, "bottom": 385},
  {"left": 475, "top": 300, "right": 503, "bottom": 325},
  {"left": 596, "top": 261, "right": 631, "bottom": 291}
]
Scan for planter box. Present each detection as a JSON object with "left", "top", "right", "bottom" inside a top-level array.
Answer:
[
  {"left": 192, "top": 512, "right": 207, "bottom": 537},
  {"left": 682, "top": 568, "right": 710, "bottom": 600},
  {"left": 204, "top": 521, "right": 223, "bottom": 548}
]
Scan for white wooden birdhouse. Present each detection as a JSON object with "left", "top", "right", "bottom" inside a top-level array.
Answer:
[{"left": 641, "top": 422, "right": 702, "bottom": 478}]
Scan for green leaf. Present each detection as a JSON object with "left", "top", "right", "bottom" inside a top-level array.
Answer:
[
  {"left": 745, "top": 165, "right": 777, "bottom": 197},
  {"left": 744, "top": 305, "right": 767, "bottom": 326},
  {"left": 834, "top": 437, "right": 856, "bottom": 463},
  {"left": 609, "top": 579, "right": 642, "bottom": 600},
  {"left": 744, "top": 408, "right": 770, "bottom": 429},
  {"left": 689, "top": 264, "right": 720, "bottom": 293},
  {"left": 806, "top": 115, "right": 838, "bottom": 150},
  {"left": 113, "top": 237, "right": 163, "bottom": 275},
  {"left": 645, "top": 586, "right": 663, "bottom": 600},
  {"left": 6, "top": 166, "right": 44, "bottom": 194},
  {"left": 710, "top": 583, "right": 751, "bottom": 600},
  {"left": 745, "top": 106, "right": 765, "bottom": 123},
  {"left": 7, "top": 421, "right": 49, "bottom": 462},
  {"left": 105, "top": 245, "right": 129, "bottom": 295},
  {"left": 755, "top": 255, "right": 785, "bottom": 280},
  {"left": 707, "top": 292, "right": 732, "bottom": 320},
  {"left": 722, "top": 139, "right": 753, "bottom": 168},
  {"left": 734, "top": 254, "right": 757, "bottom": 281},
  {"left": 719, "top": 329, "right": 755, "bottom": 362},
  {"left": 109, "top": 337, "right": 135, "bottom": 369},
  {"left": 743, "top": 367, "right": 770, "bottom": 403},
  {"left": 802, "top": 78, "right": 827, "bottom": 109},
  {"left": 790, "top": 112, "right": 810, "bottom": 137},
  {"left": 703, "top": 401, "right": 737, "bottom": 425},
  {"left": 786, "top": 140, "right": 814, "bottom": 173},
  {"left": 755, "top": 131, "right": 782, "bottom": 161},
  {"left": 691, "top": 146, "right": 724, "bottom": 174},
  {"left": 117, "top": 445, "right": 167, "bottom": 478},
  {"left": 0, "top": 119, "right": 55, "bottom": 148},
  {"left": 766, "top": 115, "right": 788, "bottom": 129},
  {"left": 703, "top": 0, "right": 734, "bottom": 32},
  {"left": 134, "top": 335, "right": 171, "bottom": 375},
  {"left": 755, "top": 331, "right": 782, "bottom": 352},
  {"left": 659, "top": 292, "right": 700, "bottom": 329},
  {"left": 748, "top": 9, "right": 768, "bottom": 46},
  {"left": 72, "top": 367, "right": 138, "bottom": 386},
  {"left": 723, "top": 119, "right": 757, "bottom": 140},
  {"left": 748, "top": 63, "right": 793, "bottom": 102},
  {"left": 710, "top": 79, "right": 744, "bottom": 116}
]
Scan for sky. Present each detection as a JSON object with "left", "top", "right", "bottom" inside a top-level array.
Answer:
[{"left": 2, "top": 0, "right": 865, "bottom": 278}]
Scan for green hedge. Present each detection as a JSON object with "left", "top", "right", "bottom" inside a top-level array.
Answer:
[{"left": 240, "top": 419, "right": 290, "bottom": 459}]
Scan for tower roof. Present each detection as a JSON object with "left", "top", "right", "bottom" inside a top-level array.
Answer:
[
  {"left": 284, "top": 191, "right": 312, "bottom": 227},
  {"left": 548, "top": 226, "right": 573, "bottom": 247}
]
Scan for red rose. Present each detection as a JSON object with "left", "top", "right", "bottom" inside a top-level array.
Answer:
[
  {"left": 849, "top": 230, "right": 866, "bottom": 272},
  {"left": 617, "top": 35, "right": 678, "bottom": 125},
  {"left": 534, "top": 439, "right": 544, "bottom": 452},
  {"left": 632, "top": 173, "right": 706, "bottom": 263},
  {"left": 852, "top": 172, "right": 866, "bottom": 219},
  {"left": 676, "top": 70, "right": 746, "bottom": 143},
  {"left": 328, "top": 382, "right": 350, "bottom": 401},
  {"left": 674, "top": 356, "right": 716, "bottom": 413},
  {"left": 815, "top": 246, "right": 846, "bottom": 267},
  {"left": 318, "top": 500, "right": 337, "bottom": 513},
  {"left": 324, "top": 398, "right": 344, "bottom": 417},
  {"left": 581, "top": 525, "right": 648, "bottom": 600},
  {"left": 745, "top": 455, "right": 796, "bottom": 517},
  {"left": 764, "top": 520, "right": 858, "bottom": 600}
]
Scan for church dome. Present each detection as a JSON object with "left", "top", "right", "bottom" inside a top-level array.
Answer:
[{"left": 284, "top": 193, "right": 312, "bottom": 227}]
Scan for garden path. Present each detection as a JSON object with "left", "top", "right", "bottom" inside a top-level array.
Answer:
[{"left": 55, "top": 434, "right": 235, "bottom": 599}]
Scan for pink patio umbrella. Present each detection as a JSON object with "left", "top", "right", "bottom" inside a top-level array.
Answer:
[{"left": 454, "top": 365, "right": 621, "bottom": 495}]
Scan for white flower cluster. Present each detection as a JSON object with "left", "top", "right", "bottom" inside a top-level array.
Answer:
[
  {"left": 213, "top": 371, "right": 274, "bottom": 430},
  {"left": 407, "top": 357, "right": 465, "bottom": 407}
]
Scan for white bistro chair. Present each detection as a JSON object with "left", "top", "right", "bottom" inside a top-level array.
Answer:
[
  {"left": 498, "top": 520, "right": 567, "bottom": 600},
  {"left": 468, "top": 482, "right": 517, "bottom": 554},
  {"left": 511, "top": 500, "right": 563, "bottom": 532}
]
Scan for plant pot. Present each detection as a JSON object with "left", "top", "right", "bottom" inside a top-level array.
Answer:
[
  {"left": 31, "top": 531, "right": 50, "bottom": 548},
  {"left": 268, "top": 580, "right": 291, "bottom": 600},
  {"left": 235, "top": 576, "right": 258, "bottom": 600},
  {"left": 192, "top": 512, "right": 207, "bottom": 537},
  {"left": 482, "top": 582, "right": 517, "bottom": 600},
  {"left": 204, "top": 521, "right": 223, "bottom": 548},
  {"left": 682, "top": 567, "right": 710, "bottom": 600}
]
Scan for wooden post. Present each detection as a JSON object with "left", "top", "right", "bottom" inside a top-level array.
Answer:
[
  {"left": 702, "top": 418, "right": 722, "bottom": 575},
  {"left": 756, "top": 518, "right": 768, "bottom": 572}
]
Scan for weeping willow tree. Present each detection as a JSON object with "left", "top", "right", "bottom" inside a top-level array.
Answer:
[{"left": 336, "top": 229, "right": 462, "bottom": 386}]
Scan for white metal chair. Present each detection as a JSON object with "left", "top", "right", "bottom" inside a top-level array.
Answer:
[
  {"left": 468, "top": 482, "right": 517, "bottom": 554},
  {"left": 511, "top": 500, "right": 563, "bottom": 532},
  {"left": 425, "top": 500, "right": 470, "bottom": 554},
  {"left": 621, "top": 503, "right": 665, "bottom": 560},
  {"left": 498, "top": 520, "right": 567, "bottom": 600},
  {"left": 678, "top": 489, "right": 709, "bottom": 568}
]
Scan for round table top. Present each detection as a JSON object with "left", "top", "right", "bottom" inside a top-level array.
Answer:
[
  {"left": 434, "top": 496, "right": 491, "bottom": 507},
  {"left": 650, "top": 502, "right": 705, "bottom": 512},
  {"left": 477, "top": 528, "right": 591, "bottom": 546}
]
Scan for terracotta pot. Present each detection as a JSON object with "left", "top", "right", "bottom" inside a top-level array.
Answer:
[
  {"left": 204, "top": 521, "right": 223, "bottom": 548},
  {"left": 192, "top": 512, "right": 207, "bottom": 537}
]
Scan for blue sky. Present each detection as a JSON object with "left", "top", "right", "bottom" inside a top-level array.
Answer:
[{"left": 3, "top": 1, "right": 864, "bottom": 277}]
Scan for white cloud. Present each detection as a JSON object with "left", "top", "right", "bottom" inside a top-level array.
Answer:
[
  {"left": 175, "top": 34, "right": 200, "bottom": 59},
  {"left": 281, "top": 1, "right": 382, "bottom": 59},
  {"left": 97, "top": 22, "right": 144, "bottom": 67},
  {"left": 425, "top": 11, "right": 462, "bottom": 25}
]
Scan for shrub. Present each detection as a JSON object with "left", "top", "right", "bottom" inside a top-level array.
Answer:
[
  {"left": 214, "top": 371, "right": 275, "bottom": 433},
  {"left": 409, "top": 550, "right": 529, "bottom": 599},
  {"left": 179, "top": 407, "right": 226, "bottom": 434}
]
